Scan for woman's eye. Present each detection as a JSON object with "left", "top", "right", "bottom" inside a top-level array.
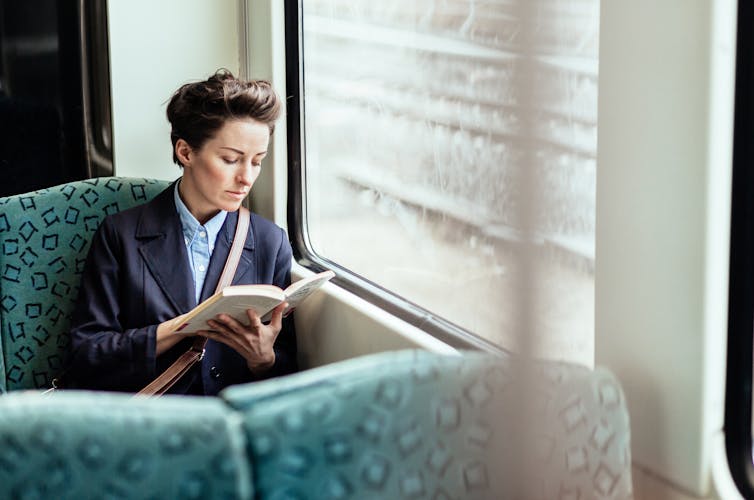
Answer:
[{"left": 223, "top": 157, "right": 238, "bottom": 165}]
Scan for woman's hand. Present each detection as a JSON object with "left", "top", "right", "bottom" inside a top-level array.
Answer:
[
  {"left": 197, "top": 302, "right": 287, "bottom": 374},
  {"left": 155, "top": 312, "right": 192, "bottom": 356}
]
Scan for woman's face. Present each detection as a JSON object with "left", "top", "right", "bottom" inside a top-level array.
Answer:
[{"left": 176, "top": 118, "right": 269, "bottom": 224}]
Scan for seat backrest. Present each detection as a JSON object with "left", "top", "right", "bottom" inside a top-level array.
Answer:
[
  {"left": 221, "top": 350, "right": 633, "bottom": 499},
  {"left": 0, "top": 177, "right": 170, "bottom": 392},
  {"left": 0, "top": 390, "right": 252, "bottom": 499}
]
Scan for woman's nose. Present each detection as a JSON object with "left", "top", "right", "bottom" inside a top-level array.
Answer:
[{"left": 237, "top": 161, "right": 254, "bottom": 186}]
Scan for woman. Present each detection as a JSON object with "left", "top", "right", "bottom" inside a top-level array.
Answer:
[{"left": 68, "top": 70, "right": 297, "bottom": 395}]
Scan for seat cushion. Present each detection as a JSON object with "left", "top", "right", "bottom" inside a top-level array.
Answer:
[
  {"left": 0, "top": 391, "right": 252, "bottom": 499},
  {"left": 0, "top": 177, "right": 169, "bottom": 391}
]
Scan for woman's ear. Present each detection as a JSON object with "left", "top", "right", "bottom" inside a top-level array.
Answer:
[{"left": 175, "top": 139, "right": 193, "bottom": 167}]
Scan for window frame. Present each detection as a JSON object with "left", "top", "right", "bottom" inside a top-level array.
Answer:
[
  {"left": 282, "top": 0, "right": 503, "bottom": 353},
  {"left": 725, "top": 0, "right": 754, "bottom": 496}
]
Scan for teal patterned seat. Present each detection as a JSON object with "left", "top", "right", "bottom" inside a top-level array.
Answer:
[
  {"left": 0, "top": 349, "right": 632, "bottom": 498},
  {"left": 221, "top": 350, "right": 633, "bottom": 499},
  {"left": 0, "top": 391, "right": 252, "bottom": 499},
  {"left": 0, "top": 177, "right": 170, "bottom": 392}
]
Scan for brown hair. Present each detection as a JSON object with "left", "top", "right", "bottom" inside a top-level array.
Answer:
[{"left": 166, "top": 69, "right": 281, "bottom": 167}]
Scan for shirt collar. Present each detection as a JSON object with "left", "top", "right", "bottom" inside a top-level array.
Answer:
[{"left": 174, "top": 179, "right": 228, "bottom": 247}]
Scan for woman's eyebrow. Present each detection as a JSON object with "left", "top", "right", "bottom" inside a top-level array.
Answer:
[{"left": 220, "top": 146, "right": 245, "bottom": 154}]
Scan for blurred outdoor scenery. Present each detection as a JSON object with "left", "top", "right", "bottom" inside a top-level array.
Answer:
[{"left": 302, "top": 0, "right": 599, "bottom": 365}]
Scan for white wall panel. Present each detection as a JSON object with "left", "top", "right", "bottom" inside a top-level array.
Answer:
[
  {"left": 108, "top": 0, "right": 240, "bottom": 180},
  {"left": 595, "top": 0, "right": 736, "bottom": 495}
]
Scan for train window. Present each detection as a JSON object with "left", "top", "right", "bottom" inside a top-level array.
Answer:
[{"left": 287, "top": 0, "right": 599, "bottom": 359}]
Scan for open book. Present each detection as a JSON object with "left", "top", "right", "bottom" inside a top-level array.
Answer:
[{"left": 173, "top": 270, "right": 335, "bottom": 334}]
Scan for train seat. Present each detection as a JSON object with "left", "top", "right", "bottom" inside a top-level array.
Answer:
[
  {"left": 0, "top": 178, "right": 170, "bottom": 392},
  {"left": 0, "top": 349, "right": 632, "bottom": 499},
  {"left": 0, "top": 390, "right": 251, "bottom": 499},
  {"left": 220, "top": 349, "right": 634, "bottom": 499}
]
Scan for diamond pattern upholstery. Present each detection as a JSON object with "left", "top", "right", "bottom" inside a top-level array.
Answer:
[
  {"left": 0, "top": 177, "right": 170, "bottom": 392},
  {"left": 510, "top": 362, "right": 633, "bottom": 499},
  {"left": 0, "top": 349, "right": 632, "bottom": 498},
  {"left": 0, "top": 391, "right": 252, "bottom": 499},
  {"left": 221, "top": 350, "right": 633, "bottom": 499}
]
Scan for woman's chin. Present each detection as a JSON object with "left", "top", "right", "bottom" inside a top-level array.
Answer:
[{"left": 220, "top": 200, "right": 245, "bottom": 213}]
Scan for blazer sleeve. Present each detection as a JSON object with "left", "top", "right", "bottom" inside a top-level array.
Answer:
[{"left": 68, "top": 216, "right": 157, "bottom": 390}]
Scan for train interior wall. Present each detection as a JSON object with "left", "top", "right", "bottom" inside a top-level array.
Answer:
[
  {"left": 597, "top": 0, "right": 738, "bottom": 498},
  {"left": 108, "top": 0, "right": 239, "bottom": 181}
]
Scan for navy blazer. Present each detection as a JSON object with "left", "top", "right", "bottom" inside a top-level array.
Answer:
[{"left": 68, "top": 182, "right": 297, "bottom": 395}]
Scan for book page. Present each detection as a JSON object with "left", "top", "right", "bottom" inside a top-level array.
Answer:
[
  {"left": 283, "top": 270, "right": 336, "bottom": 310},
  {"left": 256, "top": 270, "right": 336, "bottom": 322}
]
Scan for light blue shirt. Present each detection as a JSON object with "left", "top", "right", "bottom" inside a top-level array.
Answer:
[{"left": 174, "top": 181, "right": 227, "bottom": 303}]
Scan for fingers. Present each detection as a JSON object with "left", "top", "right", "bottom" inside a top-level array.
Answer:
[
  {"left": 268, "top": 302, "right": 287, "bottom": 333},
  {"left": 199, "top": 306, "right": 281, "bottom": 373},
  {"left": 197, "top": 329, "right": 249, "bottom": 357},
  {"left": 243, "top": 308, "right": 264, "bottom": 329},
  {"left": 215, "top": 313, "right": 248, "bottom": 332},
  {"left": 205, "top": 304, "right": 284, "bottom": 347},
  {"left": 157, "top": 313, "right": 191, "bottom": 337}
]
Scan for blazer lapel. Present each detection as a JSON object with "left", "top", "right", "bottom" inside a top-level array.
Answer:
[
  {"left": 199, "top": 209, "right": 256, "bottom": 302},
  {"left": 136, "top": 183, "right": 196, "bottom": 313}
]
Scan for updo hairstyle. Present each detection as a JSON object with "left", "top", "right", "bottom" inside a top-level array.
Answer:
[{"left": 166, "top": 69, "right": 281, "bottom": 167}]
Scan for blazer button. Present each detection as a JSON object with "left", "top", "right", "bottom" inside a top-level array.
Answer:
[{"left": 210, "top": 366, "right": 221, "bottom": 379}]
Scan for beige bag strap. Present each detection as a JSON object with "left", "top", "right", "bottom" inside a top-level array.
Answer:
[{"left": 135, "top": 207, "right": 250, "bottom": 397}]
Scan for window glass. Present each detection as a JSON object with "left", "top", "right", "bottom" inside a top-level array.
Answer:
[{"left": 300, "top": 0, "right": 599, "bottom": 363}]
